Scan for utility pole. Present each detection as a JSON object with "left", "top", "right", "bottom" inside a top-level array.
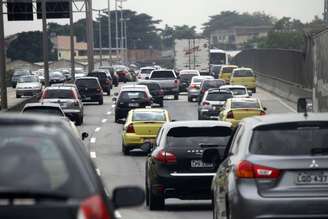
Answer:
[
  {"left": 120, "top": 0, "right": 124, "bottom": 64},
  {"left": 115, "top": 0, "right": 119, "bottom": 62},
  {"left": 98, "top": 10, "right": 103, "bottom": 66},
  {"left": 325, "top": 0, "right": 328, "bottom": 25},
  {"left": 42, "top": 0, "right": 49, "bottom": 87},
  {"left": 69, "top": 0, "right": 75, "bottom": 81},
  {"left": 86, "top": 0, "right": 94, "bottom": 73},
  {"left": 108, "top": 0, "right": 113, "bottom": 65},
  {"left": 0, "top": 2, "right": 7, "bottom": 110}
]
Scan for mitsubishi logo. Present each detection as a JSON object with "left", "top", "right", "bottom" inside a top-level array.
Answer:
[{"left": 310, "top": 160, "right": 319, "bottom": 168}]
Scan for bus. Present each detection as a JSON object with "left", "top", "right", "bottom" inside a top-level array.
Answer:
[{"left": 209, "top": 49, "right": 229, "bottom": 66}]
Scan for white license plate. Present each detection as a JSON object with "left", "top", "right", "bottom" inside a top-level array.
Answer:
[
  {"left": 191, "top": 160, "right": 214, "bottom": 168},
  {"left": 84, "top": 97, "right": 91, "bottom": 100},
  {"left": 129, "top": 103, "right": 139, "bottom": 107},
  {"left": 296, "top": 172, "right": 328, "bottom": 185}
]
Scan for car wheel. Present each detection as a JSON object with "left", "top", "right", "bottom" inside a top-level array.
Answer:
[
  {"left": 148, "top": 182, "right": 164, "bottom": 210},
  {"left": 75, "top": 115, "right": 83, "bottom": 126},
  {"left": 115, "top": 114, "right": 120, "bottom": 123},
  {"left": 253, "top": 88, "right": 256, "bottom": 93},
  {"left": 16, "top": 94, "right": 21, "bottom": 98},
  {"left": 159, "top": 100, "right": 164, "bottom": 107},
  {"left": 107, "top": 89, "right": 111, "bottom": 96},
  {"left": 174, "top": 94, "right": 179, "bottom": 100},
  {"left": 99, "top": 98, "right": 103, "bottom": 105},
  {"left": 188, "top": 97, "right": 191, "bottom": 102},
  {"left": 122, "top": 141, "right": 129, "bottom": 155}
]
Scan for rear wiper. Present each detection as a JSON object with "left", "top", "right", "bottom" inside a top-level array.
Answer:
[
  {"left": 311, "top": 148, "right": 328, "bottom": 156},
  {"left": 0, "top": 189, "right": 69, "bottom": 200},
  {"left": 199, "top": 143, "right": 220, "bottom": 148}
]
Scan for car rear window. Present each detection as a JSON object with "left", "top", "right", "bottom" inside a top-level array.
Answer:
[
  {"left": 132, "top": 111, "right": 166, "bottom": 121},
  {"left": 76, "top": 79, "right": 99, "bottom": 88},
  {"left": 222, "top": 67, "right": 237, "bottom": 74},
  {"left": 150, "top": 71, "right": 176, "bottom": 79},
  {"left": 119, "top": 91, "right": 147, "bottom": 101},
  {"left": 203, "top": 80, "right": 225, "bottom": 89},
  {"left": 23, "top": 107, "right": 64, "bottom": 117},
  {"left": 139, "top": 83, "right": 160, "bottom": 90},
  {"left": 206, "top": 92, "right": 232, "bottom": 101},
  {"left": 167, "top": 127, "right": 231, "bottom": 148},
  {"left": 250, "top": 124, "right": 328, "bottom": 156},
  {"left": 44, "top": 89, "right": 74, "bottom": 99},
  {"left": 231, "top": 100, "right": 259, "bottom": 109},
  {"left": 211, "top": 66, "right": 222, "bottom": 73},
  {"left": 0, "top": 127, "right": 92, "bottom": 198},
  {"left": 141, "top": 69, "right": 154, "bottom": 74},
  {"left": 89, "top": 72, "right": 107, "bottom": 79},
  {"left": 233, "top": 70, "right": 254, "bottom": 77},
  {"left": 180, "top": 74, "right": 198, "bottom": 81},
  {"left": 228, "top": 88, "right": 246, "bottom": 96}
]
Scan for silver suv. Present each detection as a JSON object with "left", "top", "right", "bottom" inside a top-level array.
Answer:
[{"left": 207, "top": 113, "right": 328, "bottom": 219}]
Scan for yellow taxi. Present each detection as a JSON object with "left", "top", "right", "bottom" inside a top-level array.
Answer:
[
  {"left": 230, "top": 67, "right": 256, "bottom": 93},
  {"left": 219, "top": 98, "right": 266, "bottom": 128},
  {"left": 218, "top": 65, "right": 238, "bottom": 84},
  {"left": 121, "top": 108, "right": 171, "bottom": 155}
]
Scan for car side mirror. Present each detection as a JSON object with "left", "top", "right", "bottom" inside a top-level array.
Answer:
[
  {"left": 82, "top": 132, "right": 89, "bottom": 140},
  {"left": 202, "top": 148, "right": 221, "bottom": 165},
  {"left": 112, "top": 186, "right": 145, "bottom": 209},
  {"left": 248, "top": 90, "right": 253, "bottom": 96}
]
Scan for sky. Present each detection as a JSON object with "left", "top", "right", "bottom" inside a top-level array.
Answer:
[{"left": 3, "top": 0, "right": 324, "bottom": 36}]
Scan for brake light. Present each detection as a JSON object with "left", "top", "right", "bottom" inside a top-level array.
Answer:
[
  {"left": 78, "top": 195, "right": 111, "bottom": 219},
  {"left": 260, "top": 111, "right": 266, "bottom": 116},
  {"left": 236, "top": 160, "right": 280, "bottom": 179},
  {"left": 42, "top": 90, "right": 48, "bottom": 99},
  {"left": 153, "top": 149, "right": 176, "bottom": 164},
  {"left": 174, "top": 79, "right": 179, "bottom": 87},
  {"left": 227, "top": 111, "right": 234, "bottom": 119},
  {"left": 202, "top": 101, "right": 210, "bottom": 106},
  {"left": 126, "top": 123, "right": 135, "bottom": 133},
  {"left": 105, "top": 79, "right": 110, "bottom": 84},
  {"left": 201, "top": 89, "right": 206, "bottom": 94},
  {"left": 190, "top": 84, "right": 196, "bottom": 89},
  {"left": 159, "top": 89, "right": 164, "bottom": 96}
]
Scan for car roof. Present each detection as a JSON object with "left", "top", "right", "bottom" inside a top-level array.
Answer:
[
  {"left": 230, "top": 97, "right": 259, "bottom": 102},
  {"left": 221, "top": 85, "right": 247, "bottom": 89},
  {"left": 44, "top": 86, "right": 74, "bottom": 90},
  {"left": 0, "top": 113, "right": 67, "bottom": 126},
  {"left": 132, "top": 108, "right": 168, "bottom": 113},
  {"left": 222, "top": 65, "right": 238, "bottom": 68},
  {"left": 51, "top": 83, "right": 77, "bottom": 87},
  {"left": 23, "top": 102, "right": 62, "bottom": 108},
  {"left": 163, "top": 120, "right": 232, "bottom": 129},
  {"left": 91, "top": 69, "right": 108, "bottom": 73},
  {"left": 75, "top": 76, "right": 98, "bottom": 80},
  {"left": 242, "top": 113, "right": 328, "bottom": 129},
  {"left": 233, "top": 67, "right": 253, "bottom": 71},
  {"left": 121, "top": 85, "right": 147, "bottom": 90},
  {"left": 140, "top": 67, "right": 155, "bottom": 70},
  {"left": 207, "top": 88, "right": 233, "bottom": 94},
  {"left": 137, "top": 81, "right": 160, "bottom": 85},
  {"left": 192, "top": 76, "right": 213, "bottom": 80}
]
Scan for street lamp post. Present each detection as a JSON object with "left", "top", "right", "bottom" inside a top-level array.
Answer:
[
  {"left": 98, "top": 10, "right": 103, "bottom": 66},
  {"left": 120, "top": 0, "right": 124, "bottom": 64},
  {"left": 108, "top": 0, "right": 113, "bottom": 65},
  {"left": 115, "top": 0, "right": 119, "bottom": 62}
]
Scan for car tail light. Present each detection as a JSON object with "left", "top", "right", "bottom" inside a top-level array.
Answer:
[
  {"left": 174, "top": 79, "right": 179, "bottom": 87},
  {"left": 202, "top": 101, "right": 210, "bottom": 106},
  {"left": 227, "top": 111, "right": 234, "bottom": 119},
  {"left": 201, "top": 89, "right": 206, "bottom": 94},
  {"left": 159, "top": 89, "right": 164, "bottom": 96},
  {"left": 105, "top": 79, "right": 110, "bottom": 84},
  {"left": 236, "top": 160, "right": 280, "bottom": 179},
  {"left": 153, "top": 149, "right": 176, "bottom": 164},
  {"left": 260, "top": 111, "right": 266, "bottom": 116},
  {"left": 189, "top": 84, "right": 196, "bottom": 89},
  {"left": 96, "top": 87, "right": 102, "bottom": 93},
  {"left": 41, "top": 90, "right": 48, "bottom": 99},
  {"left": 126, "top": 123, "right": 135, "bottom": 133},
  {"left": 78, "top": 195, "right": 111, "bottom": 219}
]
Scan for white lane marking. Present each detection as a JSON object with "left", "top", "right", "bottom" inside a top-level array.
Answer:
[
  {"left": 115, "top": 211, "right": 122, "bottom": 219},
  {"left": 102, "top": 118, "right": 108, "bottom": 123},
  {"left": 90, "top": 137, "right": 96, "bottom": 143},
  {"left": 274, "top": 97, "right": 297, "bottom": 113},
  {"left": 107, "top": 111, "right": 112, "bottom": 115},
  {"left": 95, "top": 127, "right": 101, "bottom": 132},
  {"left": 96, "top": 168, "right": 101, "bottom": 176},
  {"left": 112, "top": 105, "right": 116, "bottom": 108},
  {"left": 90, "top": 151, "right": 96, "bottom": 158}
]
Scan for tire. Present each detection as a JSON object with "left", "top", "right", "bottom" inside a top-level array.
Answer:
[
  {"left": 115, "top": 114, "right": 120, "bottom": 123},
  {"left": 99, "top": 98, "right": 103, "bottom": 105},
  {"left": 75, "top": 115, "right": 83, "bottom": 126},
  {"left": 148, "top": 182, "right": 164, "bottom": 210},
  {"left": 174, "top": 94, "right": 179, "bottom": 100},
  {"left": 253, "top": 88, "right": 256, "bottom": 93},
  {"left": 122, "top": 141, "right": 129, "bottom": 155},
  {"left": 16, "top": 94, "right": 21, "bottom": 98},
  {"left": 159, "top": 100, "right": 164, "bottom": 107},
  {"left": 107, "top": 89, "right": 111, "bottom": 96},
  {"left": 188, "top": 97, "right": 191, "bottom": 102}
]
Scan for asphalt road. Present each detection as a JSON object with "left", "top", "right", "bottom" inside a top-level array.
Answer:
[{"left": 78, "top": 84, "right": 296, "bottom": 219}]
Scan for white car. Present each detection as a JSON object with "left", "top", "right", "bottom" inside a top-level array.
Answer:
[
  {"left": 220, "top": 85, "right": 252, "bottom": 98},
  {"left": 137, "top": 67, "right": 155, "bottom": 80},
  {"left": 16, "top": 75, "right": 42, "bottom": 98}
]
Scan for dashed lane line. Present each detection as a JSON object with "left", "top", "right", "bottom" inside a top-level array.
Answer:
[
  {"left": 90, "top": 137, "right": 96, "bottom": 144},
  {"left": 96, "top": 168, "right": 101, "bottom": 176},
  {"left": 101, "top": 118, "right": 108, "bottom": 123},
  {"left": 90, "top": 151, "right": 97, "bottom": 158},
  {"left": 107, "top": 111, "right": 112, "bottom": 115},
  {"left": 95, "top": 127, "right": 101, "bottom": 132}
]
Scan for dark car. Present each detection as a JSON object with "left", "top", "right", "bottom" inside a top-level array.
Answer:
[
  {"left": 209, "top": 113, "right": 328, "bottom": 219},
  {"left": 40, "top": 87, "right": 84, "bottom": 125},
  {"left": 210, "top": 65, "right": 223, "bottom": 79},
  {"left": 88, "top": 69, "right": 112, "bottom": 96},
  {"left": 178, "top": 70, "right": 200, "bottom": 92},
  {"left": 198, "top": 79, "right": 225, "bottom": 103},
  {"left": 138, "top": 81, "right": 164, "bottom": 107},
  {"left": 0, "top": 114, "right": 144, "bottom": 219},
  {"left": 99, "top": 66, "right": 119, "bottom": 87},
  {"left": 49, "top": 71, "right": 66, "bottom": 84},
  {"left": 198, "top": 89, "right": 233, "bottom": 120},
  {"left": 113, "top": 88, "right": 152, "bottom": 123},
  {"left": 113, "top": 65, "right": 130, "bottom": 82},
  {"left": 75, "top": 77, "right": 103, "bottom": 105},
  {"left": 11, "top": 69, "right": 32, "bottom": 88},
  {"left": 145, "top": 121, "right": 232, "bottom": 210}
]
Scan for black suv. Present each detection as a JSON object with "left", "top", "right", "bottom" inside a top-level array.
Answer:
[
  {"left": 75, "top": 77, "right": 103, "bottom": 105},
  {"left": 99, "top": 66, "right": 119, "bottom": 87},
  {"left": 198, "top": 79, "right": 225, "bottom": 103},
  {"left": 88, "top": 69, "right": 112, "bottom": 95},
  {"left": 138, "top": 81, "right": 164, "bottom": 107},
  {"left": 145, "top": 121, "right": 232, "bottom": 210},
  {"left": 113, "top": 88, "right": 152, "bottom": 123}
]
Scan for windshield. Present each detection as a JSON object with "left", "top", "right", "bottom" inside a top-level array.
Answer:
[
  {"left": 203, "top": 80, "right": 225, "bottom": 89},
  {"left": 233, "top": 70, "right": 254, "bottom": 77},
  {"left": 222, "top": 67, "right": 237, "bottom": 74},
  {"left": 140, "top": 69, "right": 154, "bottom": 74},
  {"left": 210, "top": 53, "right": 226, "bottom": 65},
  {"left": 229, "top": 88, "right": 247, "bottom": 95},
  {"left": 14, "top": 71, "right": 30, "bottom": 76},
  {"left": 180, "top": 74, "right": 199, "bottom": 81},
  {"left": 0, "top": 127, "right": 91, "bottom": 198},
  {"left": 231, "top": 100, "right": 259, "bottom": 109},
  {"left": 119, "top": 91, "right": 147, "bottom": 101},
  {"left": 206, "top": 92, "right": 233, "bottom": 101},
  {"left": 76, "top": 79, "right": 98, "bottom": 88},
  {"left": 250, "top": 125, "right": 328, "bottom": 156},
  {"left": 151, "top": 71, "right": 176, "bottom": 78},
  {"left": 44, "top": 90, "right": 74, "bottom": 99},
  {"left": 18, "top": 76, "right": 38, "bottom": 83},
  {"left": 132, "top": 111, "right": 166, "bottom": 121}
]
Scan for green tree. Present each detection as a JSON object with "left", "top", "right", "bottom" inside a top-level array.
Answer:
[{"left": 7, "top": 31, "right": 57, "bottom": 62}]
